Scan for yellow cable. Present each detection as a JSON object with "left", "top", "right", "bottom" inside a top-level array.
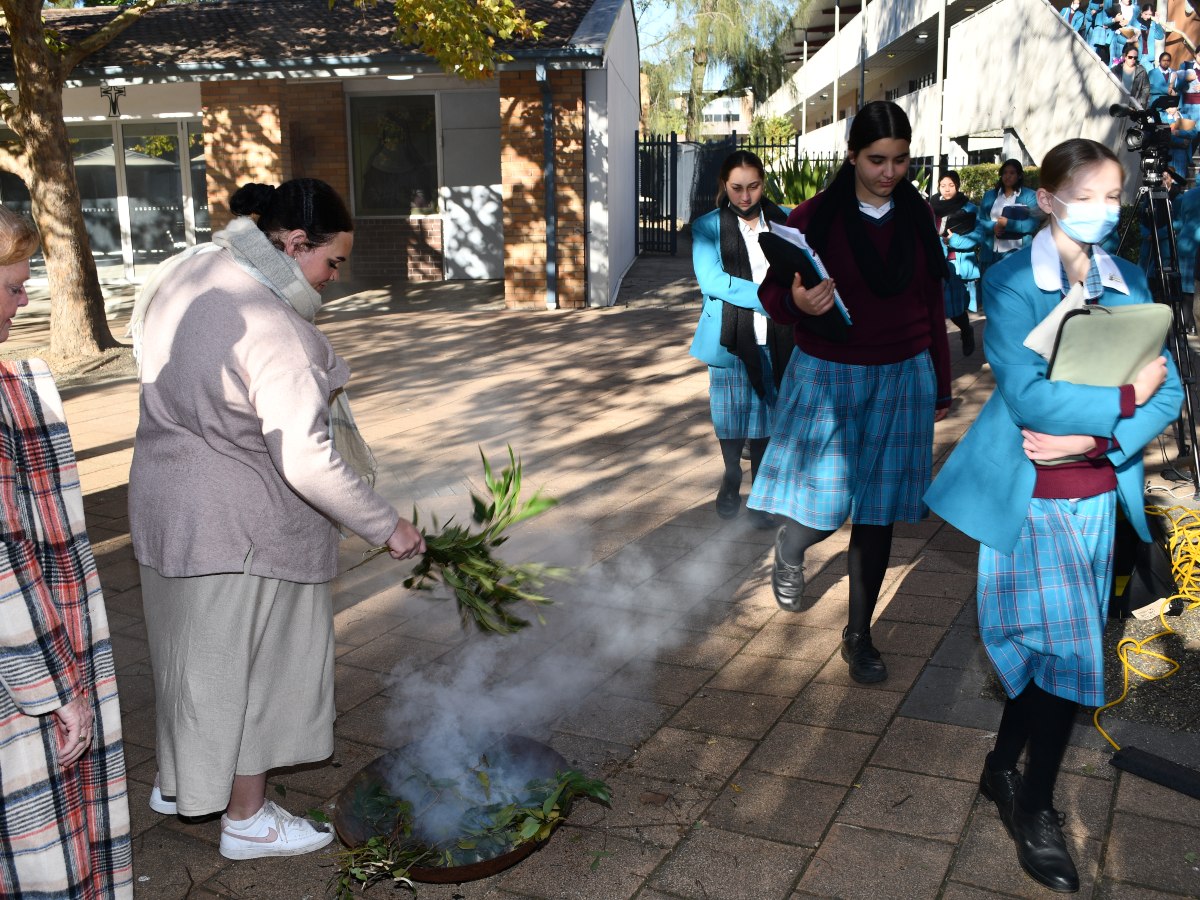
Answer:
[{"left": 1093, "top": 505, "right": 1200, "bottom": 751}]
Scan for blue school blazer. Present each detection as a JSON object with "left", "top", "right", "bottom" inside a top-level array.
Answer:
[
  {"left": 688, "top": 205, "right": 790, "bottom": 368},
  {"left": 979, "top": 187, "right": 1040, "bottom": 248},
  {"left": 925, "top": 248, "right": 1183, "bottom": 554},
  {"left": 943, "top": 201, "right": 988, "bottom": 282}
]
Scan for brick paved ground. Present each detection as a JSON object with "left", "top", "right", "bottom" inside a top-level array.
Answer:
[{"left": 17, "top": 249, "right": 1200, "bottom": 899}]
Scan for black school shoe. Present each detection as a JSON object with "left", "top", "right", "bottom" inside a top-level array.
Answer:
[
  {"left": 840, "top": 627, "right": 887, "bottom": 683},
  {"left": 771, "top": 526, "right": 805, "bottom": 610},
  {"left": 961, "top": 322, "right": 976, "bottom": 356},
  {"left": 715, "top": 473, "right": 741, "bottom": 519},
  {"left": 978, "top": 761, "right": 1022, "bottom": 839},
  {"left": 1011, "top": 801, "right": 1080, "bottom": 893}
]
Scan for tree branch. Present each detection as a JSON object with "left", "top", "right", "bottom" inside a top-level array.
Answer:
[
  {"left": 60, "top": 0, "right": 172, "bottom": 74},
  {"left": 0, "top": 145, "right": 29, "bottom": 185}
]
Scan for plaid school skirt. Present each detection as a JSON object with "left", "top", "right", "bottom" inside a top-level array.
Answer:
[
  {"left": 977, "top": 493, "right": 1116, "bottom": 707},
  {"left": 708, "top": 351, "right": 774, "bottom": 440},
  {"left": 747, "top": 348, "right": 934, "bottom": 529}
]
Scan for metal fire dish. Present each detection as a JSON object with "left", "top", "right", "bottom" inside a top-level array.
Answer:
[{"left": 332, "top": 734, "right": 569, "bottom": 884}]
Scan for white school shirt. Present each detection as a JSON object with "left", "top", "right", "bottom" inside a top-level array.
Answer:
[
  {"left": 738, "top": 213, "right": 771, "bottom": 344},
  {"left": 992, "top": 191, "right": 1024, "bottom": 254}
]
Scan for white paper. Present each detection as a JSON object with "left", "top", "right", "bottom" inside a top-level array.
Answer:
[
  {"left": 1023, "top": 282, "right": 1089, "bottom": 360},
  {"left": 767, "top": 223, "right": 853, "bottom": 324}
]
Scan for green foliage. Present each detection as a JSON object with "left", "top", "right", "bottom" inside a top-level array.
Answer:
[
  {"left": 642, "top": 60, "right": 687, "bottom": 135},
  {"left": 643, "top": 0, "right": 796, "bottom": 140},
  {"left": 347, "top": 0, "right": 545, "bottom": 78},
  {"left": 911, "top": 167, "right": 931, "bottom": 196},
  {"left": 765, "top": 155, "right": 833, "bottom": 206},
  {"left": 331, "top": 767, "right": 612, "bottom": 898},
  {"left": 129, "top": 134, "right": 177, "bottom": 159},
  {"left": 955, "top": 164, "right": 1041, "bottom": 203},
  {"left": 749, "top": 115, "right": 795, "bottom": 146},
  {"left": 749, "top": 115, "right": 795, "bottom": 169},
  {"left": 359, "top": 445, "right": 567, "bottom": 635}
]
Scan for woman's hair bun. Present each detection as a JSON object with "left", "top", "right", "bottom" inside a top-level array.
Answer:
[{"left": 229, "top": 183, "right": 278, "bottom": 217}]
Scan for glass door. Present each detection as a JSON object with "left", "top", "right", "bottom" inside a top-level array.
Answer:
[{"left": 121, "top": 123, "right": 184, "bottom": 277}]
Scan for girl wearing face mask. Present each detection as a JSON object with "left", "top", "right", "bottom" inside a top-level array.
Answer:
[
  {"left": 1061, "top": 0, "right": 1084, "bottom": 34},
  {"left": 926, "top": 139, "right": 1181, "bottom": 894},
  {"left": 689, "top": 151, "right": 792, "bottom": 526}
]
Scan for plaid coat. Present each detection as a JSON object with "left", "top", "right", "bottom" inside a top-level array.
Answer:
[{"left": 0, "top": 360, "right": 131, "bottom": 898}]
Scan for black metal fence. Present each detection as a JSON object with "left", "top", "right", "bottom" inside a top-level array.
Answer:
[
  {"left": 635, "top": 131, "right": 678, "bottom": 255},
  {"left": 636, "top": 131, "right": 944, "bottom": 256}
]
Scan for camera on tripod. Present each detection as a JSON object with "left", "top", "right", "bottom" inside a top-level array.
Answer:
[
  {"left": 1109, "top": 94, "right": 1200, "bottom": 498},
  {"left": 1110, "top": 96, "right": 1180, "bottom": 184}
]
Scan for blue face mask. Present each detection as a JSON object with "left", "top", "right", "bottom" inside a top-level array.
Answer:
[{"left": 1049, "top": 195, "right": 1121, "bottom": 244}]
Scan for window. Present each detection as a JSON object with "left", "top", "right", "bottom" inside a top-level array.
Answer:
[{"left": 349, "top": 94, "right": 438, "bottom": 216}]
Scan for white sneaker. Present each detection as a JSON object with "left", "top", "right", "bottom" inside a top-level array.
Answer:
[
  {"left": 149, "top": 776, "right": 177, "bottom": 815},
  {"left": 219, "top": 800, "right": 333, "bottom": 860}
]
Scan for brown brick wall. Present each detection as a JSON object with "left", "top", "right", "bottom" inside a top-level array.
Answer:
[
  {"left": 500, "top": 69, "right": 587, "bottom": 309},
  {"left": 199, "top": 79, "right": 441, "bottom": 280},
  {"left": 202, "top": 80, "right": 286, "bottom": 231},
  {"left": 352, "top": 217, "right": 443, "bottom": 280},
  {"left": 283, "top": 82, "right": 350, "bottom": 200}
]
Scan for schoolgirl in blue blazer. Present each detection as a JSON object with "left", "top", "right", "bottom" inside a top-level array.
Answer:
[
  {"left": 689, "top": 150, "right": 791, "bottom": 525},
  {"left": 931, "top": 170, "right": 987, "bottom": 351},
  {"left": 979, "top": 160, "right": 1042, "bottom": 274},
  {"left": 1085, "top": 1, "right": 1114, "bottom": 62},
  {"left": 927, "top": 139, "right": 1181, "bottom": 895}
]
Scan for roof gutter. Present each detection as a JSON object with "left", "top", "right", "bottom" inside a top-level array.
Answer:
[{"left": 21, "top": 47, "right": 607, "bottom": 90}]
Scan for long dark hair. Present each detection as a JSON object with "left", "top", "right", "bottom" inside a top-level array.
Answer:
[
  {"left": 230, "top": 178, "right": 353, "bottom": 249},
  {"left": 994, "top": 159, "right": 1025, "bottom": 193},
  {"left": 806, "top": 101, "right": 944, "bottom": 295}
]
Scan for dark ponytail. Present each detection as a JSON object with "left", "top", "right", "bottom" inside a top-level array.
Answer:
[{"left": 229, "top": 178, "right": 353, "bottom": 248}]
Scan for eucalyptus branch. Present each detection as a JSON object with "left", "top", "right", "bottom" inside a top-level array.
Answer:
[{"left": 358, "top": 445, "right": 567, "bottom": 635}]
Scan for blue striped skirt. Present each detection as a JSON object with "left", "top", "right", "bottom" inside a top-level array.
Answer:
[
  {"left": 708, "top": 351, "right": 775, "bottom": 440},
  {"left": 977, "top": 493, "right": 1116, "bottom": 707},
  {"left": 746, "top": 348, "right": 934, "bottom": 530}
]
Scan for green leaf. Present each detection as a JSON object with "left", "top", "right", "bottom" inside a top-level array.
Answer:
[
  {"left": 518, "top": 816, "right": 542, "bottom": 840},
  {"left": 273, "top": 783, "right": 286, "bottom": 798}
]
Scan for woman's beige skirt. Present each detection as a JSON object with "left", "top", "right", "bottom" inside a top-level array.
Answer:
[{"left": 140, "top": 563, "right": 335, "bottom": 816}]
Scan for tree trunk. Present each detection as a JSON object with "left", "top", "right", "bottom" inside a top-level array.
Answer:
[
  {"left": 685, "top": 0, "right": 714, "bottom": 143},
  {"left": 2, "top": 0, "right": 123, "bottom": 359},
  {"left": 26, "top": 101, "right": 117, "bottom": 358}
]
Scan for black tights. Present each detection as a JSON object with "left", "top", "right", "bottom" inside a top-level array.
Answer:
[
  {"left": 988, "top": 681, "right": 1077, "bottom": 811},
  {"left": 719, "top": 438, "right": 769, "bottom": 485},
  {"left": 777, "top": 518, "right": 895, "bottom": 633}
]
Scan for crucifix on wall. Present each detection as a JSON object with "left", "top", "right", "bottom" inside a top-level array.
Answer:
[{"left": 101, "top": 85, "right": 125, "bottom": 118}]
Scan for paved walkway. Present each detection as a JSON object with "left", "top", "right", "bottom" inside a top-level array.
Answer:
[{"left": 27, "top": 255, "right": 1200, "bottom": 899}]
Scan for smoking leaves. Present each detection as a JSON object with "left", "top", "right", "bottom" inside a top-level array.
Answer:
[{"left": 331, "top": 766, "right": 612, "bottom": 898}]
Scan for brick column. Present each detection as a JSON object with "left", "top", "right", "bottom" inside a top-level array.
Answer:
[
  {"left": 284, "top": 82, "right": 350, "bottom": 201},
  {"left": 500, "top": 69, "right": 587, "bottom": 309},
  {"left": 201, "top": 80, "right": 286, "bottom": 231}
]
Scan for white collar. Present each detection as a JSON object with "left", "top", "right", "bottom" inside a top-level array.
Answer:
[
  {"left": 737, "top": 212, "right": 765, "bottom": 232},
  {"left": 858, "top": 197, "right": 894, "bottom": 220},
  {"left": 1030, "top": 227, "right": 1129, "bottom": 294}
]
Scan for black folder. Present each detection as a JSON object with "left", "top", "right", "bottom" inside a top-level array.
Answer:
[{"left": 759, "top": 231, "right": 851, "bottom": 343}]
